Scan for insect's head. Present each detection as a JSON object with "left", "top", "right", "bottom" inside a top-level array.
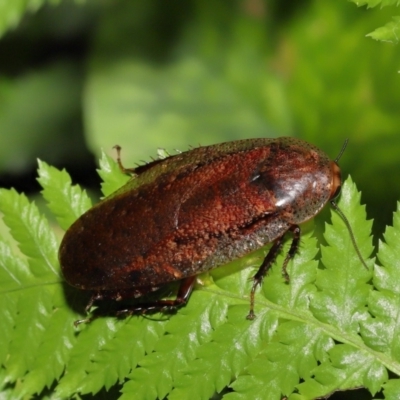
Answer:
[{"left": 328, "top": 139, "right": 368, "bottom": 270}]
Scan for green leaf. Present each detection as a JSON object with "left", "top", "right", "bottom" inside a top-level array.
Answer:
[
  {"left": 85, "top": 57, "right": 276, "bottom": 162},
  {"left": 356, "top": 202, "right": 400, "bottom": 391},
  {"left": 84, "top": 2, "right": 283, "bottom": 162},
  {"left": 383, "top": 379, "right": 400, "bottom": 400},
  {"left": 37, "top": 159, "right": 92, "bottom": 230},
  {"left": 0, "top": 185, "right": 76, "bottom": 396},
  {"left": 0, "top": 240, "right": 31, "bottom": 293},
  {"left": 301, "top": 344, "right": 386, "bottom": 397},
  {"left": 56, "top": 318, "right": 124, "bottom": 397},
  {"left": 0, "top": 0, "right": 60, "bottom": 37},
  {"left": 3, "top": 152, "right": 400, "bottom": 399},
  {"left": 350, "top": 0, "right": 400, "bottom": 8},
  {"left": 227, "top": 322, "right": 333, "bottom": 400},
  {"left": 55, "top": 316, "right": 167, "bottom": 397},
  {"left": 0, "top": 188, "right": 60, "bottom": 280},
  {"left": 169, "top": 306, "right": 279, "bottom": 400},
  {"left": 311, "top": 177, "right": 374, "bottom": 333},
  {"left": 97, "top": 149, "right": 130, "bottom": 198},
  {"left": 349, "top": 0, "right": 400, "bottom": 43},
  {"left": 77, "top": 317, "right": 166, "bottom": 394},
  {"left": 14, "top": 301, "right": 77, "bottom": 397},
  {"left": 367, "top": 16, "right": 400, "bottom": 43},
  {"left": 0, "top": 242, "right": 26, "bottom": 363},
  {"left": 120, "top": 291, "right": 227, "bottom": 400},
  {"left": 0, "top": 0, "right": 89, "bottom": 38}
]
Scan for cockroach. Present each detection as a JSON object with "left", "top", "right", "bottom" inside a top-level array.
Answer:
[{"left": 59, "top": 137, "right": 366, "bottom": 322}]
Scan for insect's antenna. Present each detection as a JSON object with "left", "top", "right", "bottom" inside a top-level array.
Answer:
[
  {"left": 334, "top": 138, "right": 349, "bottom": 163},
  {"left": 330, "top": 199, "right": 369, "bottom": 270}
]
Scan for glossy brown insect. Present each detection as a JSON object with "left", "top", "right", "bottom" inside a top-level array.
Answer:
[{"left": 59, "top": 137, "right": 365, "bottom": 321}]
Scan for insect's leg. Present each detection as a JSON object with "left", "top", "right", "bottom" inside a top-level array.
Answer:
[
  {"left": 84, "top": 291, "right": 103, "bottom": 312},
  {"left": 246, "top": 237, "right": 285, "bottom": 320},
  {"left": 246, "top": 224, "right": 300, "bottom": 320},
  {"left": 281, "top": 225, "right": 301, "bottom": 282},
  {"left": 113, "top": 145, "right": 137, "bottom": 175},
  {"left": 74, "top": 277, "right": 195, "bottom": 326},
  {"left": 71, "top": 292, "right": 106, "bottom": 326},
  {"left": 116, "top": 276, "right": 196, "bottom": 316}
]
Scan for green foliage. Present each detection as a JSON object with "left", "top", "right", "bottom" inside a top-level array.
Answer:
[
  {"left": 0, "top": 0, "right": 82, "bottom": 38},
  {"left": 352, "top": 0, "right": 400, "bottom": 7},
  {"left": 2, "top": 153, "right": 400, "bottom": 399},
  {"left": 0, "top": 0, "right": 56, "bottom": 37},
  {"left": 350, "top": 0, "right": 400, "bottom": 42},
  {"left": 84, "top": 5, "right": 279, "bottom": 162},
  {"left": 367, "top": 16, "right": 400, "bottom": 42},
  {"left": 36, "top": 160, "right": 92, "bottom": 230},
  {"left": 97, "top": 150, "right": 131, "bottom": 198}
]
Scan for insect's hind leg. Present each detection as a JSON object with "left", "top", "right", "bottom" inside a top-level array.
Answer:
[
  {"left": 246, "top": 224, "right": 300, "bottom": 320},
  {"left": 116, "top": 276, "right": 196, "bottom": 317},
  {"left": 281, "top": 225, "right": 301, "bottom": 282},
  {"left": 73, "top": 277, "right": 196, "bottom": 326}
]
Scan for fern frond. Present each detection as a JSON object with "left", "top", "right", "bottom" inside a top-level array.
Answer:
[
  {"left": 350, "top": 0, "right": 400, "bottom": 43},
  {"left": 0, "top": 187, "right": 73, "bottom": 396},
  {"left": 3, "top": 154, "right": 400, "bottom": 399},
  {"left": 98, "top": 149, "right": 131, "bottom": 198},
  {"left": 37, "top": 160, "right": 92, "bottom": 230}
]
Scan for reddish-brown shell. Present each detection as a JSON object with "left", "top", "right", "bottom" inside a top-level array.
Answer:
[{"left": 59, "top": 137, "right": 340, "bottom": 297}]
